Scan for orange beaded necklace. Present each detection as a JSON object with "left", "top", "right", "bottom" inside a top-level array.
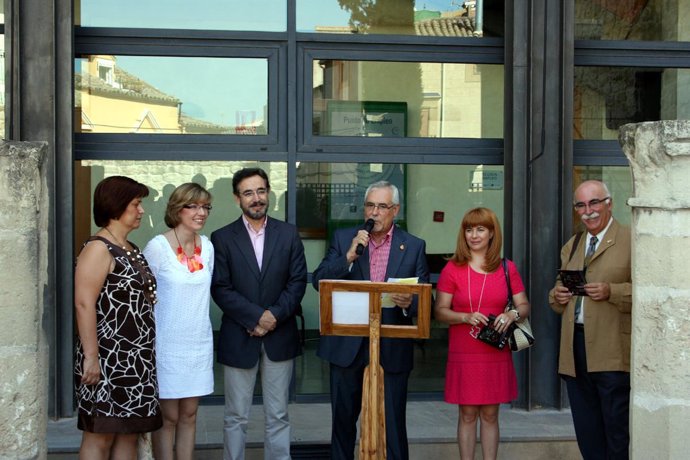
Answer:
[{"left": 173, "top": 229, "right": 203, "bottom": 273}]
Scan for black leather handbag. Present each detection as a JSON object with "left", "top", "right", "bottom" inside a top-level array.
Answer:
[{"left": 476, "top": 314, "right": 514, "bottom": 350}]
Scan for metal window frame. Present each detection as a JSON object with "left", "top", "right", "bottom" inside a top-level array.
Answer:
[
  {"left": 68, "top": 2, "right": 510, "bottom": 412},
  {"left": 573, "top": 39, "right": 690, "bottom": 166},
  {"left": 297, "top": 42, "right": 505, "bottom": 163},
  {"left": 74, "top": 29, "right": 287, "bottom": 159},
  {"left": 73, "top": 29, "right": 507, "bottom": 165}
]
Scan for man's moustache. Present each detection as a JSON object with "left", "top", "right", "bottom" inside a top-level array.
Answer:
[{"left": 582, "top": 211, "right": 600, "bottom": 220}]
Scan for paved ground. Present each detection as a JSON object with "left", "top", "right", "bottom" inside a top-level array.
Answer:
[{"left": 48, "top": 401, "right": 577, "bottom": 456}]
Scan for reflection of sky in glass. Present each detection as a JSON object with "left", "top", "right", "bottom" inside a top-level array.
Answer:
[
  {"left": 296, "top": 0, "right": 350, "bottom": 32},
  {"left": 80, "top": 0, "right": 457, "bottom": 31},
  {"left": 297, "top": 0, "right": 459, "bottom": 32},
  {"left": 78, "top": 0, "right": 465, "bottom": 127},
  {"left": 115, "top": 56, "right": 267, "bottom": 126},
  {"left": 79, "top": 0, "right": 286, "bottom": 31}
]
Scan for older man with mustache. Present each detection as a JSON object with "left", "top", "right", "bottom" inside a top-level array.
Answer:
[{"left": 549, "top": 180, "right": 632, "bottom": 460}]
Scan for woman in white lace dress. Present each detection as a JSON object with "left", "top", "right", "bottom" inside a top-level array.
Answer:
[{"left": 143, "top": 182, "right": 214, "bottom": 460}]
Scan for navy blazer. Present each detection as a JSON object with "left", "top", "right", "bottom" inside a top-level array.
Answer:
[
  {"left": 211, "top": 216, "right": 307, "bottom": 369},
  {"left": 312, "top": 225, "right": 429, "bottom": 373}
]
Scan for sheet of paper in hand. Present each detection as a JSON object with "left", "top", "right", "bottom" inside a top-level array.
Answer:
[
  {"left": 558, "top": 270, "right": 588, "bottom": 296},
  {"left": 381, "top": 277, "right": 419, "bottom": 308}
]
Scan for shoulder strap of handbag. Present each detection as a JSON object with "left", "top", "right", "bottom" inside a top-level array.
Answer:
[
  {"left": 567, "top": 232, "right": 584, "bottom": 263},
  {"left": 502, "top": 258, "right": 513, "bottom": 303}
]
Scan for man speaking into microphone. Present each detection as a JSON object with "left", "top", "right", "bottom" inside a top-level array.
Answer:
[
  {"left": 355, "top": 218, "right": 375, "bottom": 255},
  {"left": 312, "top": 180, "right": 429, "bottom": 460}
]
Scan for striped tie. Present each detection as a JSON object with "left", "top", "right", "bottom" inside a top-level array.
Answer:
[{"left": 574, "top": 236, "right": 598, "bottom": 321}]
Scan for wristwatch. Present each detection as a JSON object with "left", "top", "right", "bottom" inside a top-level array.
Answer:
[{"left": 512, "top": 309, "right": 520, "bottom": 321}]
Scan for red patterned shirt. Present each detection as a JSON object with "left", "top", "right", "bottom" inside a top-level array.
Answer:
[{"left": 368, "top": 225, "right": 394, "bottom": 282}]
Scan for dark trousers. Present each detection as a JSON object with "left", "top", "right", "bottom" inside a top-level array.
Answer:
[
  {"left": 329, "top": 341, "right": 410, "bottom": 460},
  {"left": 563, "top": 326, "right": 630, "bottom": 460}
]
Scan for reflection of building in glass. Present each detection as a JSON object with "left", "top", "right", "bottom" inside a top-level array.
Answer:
[
  {"left": 75, "top": 55, "right": 233, "bottom": 134},
  {"left": 306, "top": 8, "right": 498, "bottom": 236},
  {"left": 322, "top": 1, "right": 481, "bottom": 36},
  {"left": 575, "top": 0, "right": 661, "bottom": 41},
  {"left": 414, "top": 4, "right": 479, "bottom": 37},
  {"left": 572, "top": 1, "right": 690, "bottom": 140},
  {"left": 574, "top": 67, "right": 665, "bottom": 140},
  {"left": 312, "top": 6, "right": 497, "bottom": 140},
  {"left": 179, "top": 114, "right": 234, "bottom": 135},
  {"left": 235, "top": 110, "right": 262, "bottom": 135}
]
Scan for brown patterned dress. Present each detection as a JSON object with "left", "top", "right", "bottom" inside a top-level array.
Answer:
[{"left": 74, "top": 236, "right": 162, "bottom": 433}]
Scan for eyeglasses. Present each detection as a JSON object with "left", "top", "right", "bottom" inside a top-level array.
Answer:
[
  {"left": 183, "top": 204, "right": 212, "bottom": 212},
  {"left": 573, "top": 197, "right": 609, "bottom": 212},
  {"left": 239, "top": 188, "right": 268, "bottom": 199},
  {"left": 364, "top": 202, "right": 396, "bottom": 212}
]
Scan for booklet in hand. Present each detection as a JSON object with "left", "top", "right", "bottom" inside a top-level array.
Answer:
[{"left": 558, "top": 270, "right": 588, "bottom": 296}]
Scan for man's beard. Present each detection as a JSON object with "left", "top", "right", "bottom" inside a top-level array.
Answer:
[{"left": 242, "top": 199, "right": 268, "bottom": 220}]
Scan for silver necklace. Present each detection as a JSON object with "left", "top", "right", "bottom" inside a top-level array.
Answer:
[{"left": 468, "top": 265, "right": 488, "bottom": 339}]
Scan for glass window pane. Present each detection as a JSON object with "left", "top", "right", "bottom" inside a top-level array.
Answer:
[
  {"left": 296, "top": 161, "right": 506, "bottom": 394},
  {"left": 75, "top": 159, "right": 287, "bottom": 396},
  {"left": 575, "top": 0, "right": 690, "bottom": 42},
  {"left": 297, "top": 0, "right": 504, "bottom": 37},
  {"left": 76, "top": 0, "right": 286, "bottom": 32},
  {"left": 574, "top": 66, "right": 690, "bottom": 139},
  {"left": 572, "top": 166, "right": 632, "bottom": 230},
  {"left": 313, "top": 61, "right": 504, "bottom": 139},
  {"left": 75, "top": 56, "right": 268, "bottom": 135},
  {"left": 75, "top": 159, "right": 286, "bottom": 247},
  {"left": 74, "top": 159, "right": 509, "bottom": 397}
]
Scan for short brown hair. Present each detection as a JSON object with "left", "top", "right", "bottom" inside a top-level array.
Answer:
[
  {"left": 164, "top": 183, "right": 212, "bottom": 228},
  {"left": 93, "top": 176, "right": 149, "bottom": 227},
  {"left": 450, "top": 207, "right": 503, "bottom": 273}
]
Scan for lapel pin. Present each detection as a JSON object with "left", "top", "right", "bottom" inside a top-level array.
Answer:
[{"left": 400, "top": 244, "right": 405, "bottom": 251}]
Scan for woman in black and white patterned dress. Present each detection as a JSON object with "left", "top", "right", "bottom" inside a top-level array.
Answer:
[{"left": 74, "top": 175, "right": 162, "bottom": 458}]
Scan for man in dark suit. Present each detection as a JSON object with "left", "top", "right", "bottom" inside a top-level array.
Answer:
[
  {"left": 312, "top": 181, "right": 430, "bottom": 460},
  {"left": 549, "top": 180, "right": 632, "bottom": 460},
  {"left": 211, "top": 168, "right": 307, "bottom": 460}
]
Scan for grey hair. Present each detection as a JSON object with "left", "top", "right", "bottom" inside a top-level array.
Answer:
[
  {"left": 364, "top": 181, "right": 400, "bottom": 205},
  {"left": 573, "top": 180, "right": 611, "bottom": 203}
]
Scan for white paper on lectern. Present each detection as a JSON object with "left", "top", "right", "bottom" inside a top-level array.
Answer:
[{"left": 332, "top": 291, "right": 370, "bottom": 325}]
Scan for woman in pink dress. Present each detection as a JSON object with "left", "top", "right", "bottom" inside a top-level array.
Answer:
[{"left": 434, "top": 207, "right": 531, "bottom": 460}]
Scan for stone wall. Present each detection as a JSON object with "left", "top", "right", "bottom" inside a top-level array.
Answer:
[
  {"left": 0, "top": 141, "right": 49, "bottom": 459},
  {"left": 619, "top": 120, "right": 690, "bottom": 459}
]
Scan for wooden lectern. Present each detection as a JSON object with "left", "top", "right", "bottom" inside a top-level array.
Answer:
[{"left": 319, "top": 280, "right": 433, "bottom": 460}]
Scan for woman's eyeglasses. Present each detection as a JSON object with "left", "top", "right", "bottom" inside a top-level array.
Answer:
[{"left": 183, "top": 204, "right": 213, "bottom": 212}]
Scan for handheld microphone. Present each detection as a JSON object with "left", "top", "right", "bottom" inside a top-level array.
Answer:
[{"left": 356, "top": 219, "right": 375, "bottom": 256}]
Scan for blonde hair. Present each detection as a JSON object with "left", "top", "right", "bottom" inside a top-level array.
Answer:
[{"left": 164, "top": 183, "right": 212, "bottom": 228}]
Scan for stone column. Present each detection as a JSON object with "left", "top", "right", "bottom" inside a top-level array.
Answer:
[
  {"left": 619, "top": 120, "right": 690, "bottom": 459},
  {"left": 0, "top": 141, "right": 48, "bottom": 459}
]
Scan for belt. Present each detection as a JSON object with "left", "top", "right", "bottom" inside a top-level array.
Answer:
[{"left": 574, "top": 323, "right": 584, "bottom": 330}]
